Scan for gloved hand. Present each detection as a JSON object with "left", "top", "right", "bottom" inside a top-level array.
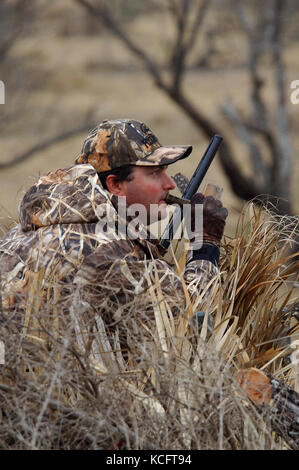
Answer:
[{"left": 189, "top": 192, "right": 228, "bottom": 248}]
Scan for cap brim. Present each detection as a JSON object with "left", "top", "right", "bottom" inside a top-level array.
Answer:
[{"left": 135, "top": 145, "right": 192, "bottom": 167}]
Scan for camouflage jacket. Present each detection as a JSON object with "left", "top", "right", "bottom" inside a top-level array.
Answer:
[{"left": 0, "top": 164, "right": 219, "bottom": 359}]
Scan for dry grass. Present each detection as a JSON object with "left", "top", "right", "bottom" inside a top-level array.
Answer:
[
  {"left": 218, "top": 202, "right": 299, "bottom": 376},
  {"left": 1, "top": 0, "right": 299, "bottom": 240},
  {"left": 0, "top": 202, "right": 298, "bottom": 449}
]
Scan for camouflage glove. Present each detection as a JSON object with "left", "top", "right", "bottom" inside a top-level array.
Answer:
[
  {"left": 186, "top": 193, "right": 228, "bottom": 266},
  {"left": 190, "top": 193, "right": 228, "bottom": 248}
]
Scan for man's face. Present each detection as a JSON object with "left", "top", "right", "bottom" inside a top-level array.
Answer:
[{"left": 119, "top": 166, "right": 176, "bottom": 223}]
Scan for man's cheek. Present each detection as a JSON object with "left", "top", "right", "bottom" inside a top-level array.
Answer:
[{"left": 145, "top": 183, "right": 160, "bottom": 198}]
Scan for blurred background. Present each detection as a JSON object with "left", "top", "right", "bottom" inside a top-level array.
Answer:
[{"left": 0, "top": 0, "right": 299, "bottom": 238}]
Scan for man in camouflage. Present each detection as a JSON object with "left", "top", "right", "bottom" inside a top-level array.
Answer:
[{"left": 0, "top": 119, "right": 228, "bottom": 359}]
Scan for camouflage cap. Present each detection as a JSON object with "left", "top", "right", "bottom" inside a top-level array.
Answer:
[{"left": 75, "top": 119, "right": 192, "bottom": 173}]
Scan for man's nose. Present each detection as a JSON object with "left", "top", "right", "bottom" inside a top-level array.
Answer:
[{"left": 163, "top": 173, "right": 176, "bottom": 190}]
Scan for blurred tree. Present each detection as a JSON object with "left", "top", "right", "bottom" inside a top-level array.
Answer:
[
  {"left": 0, "top": 0, "right": 96, "bottom": 170},
  {"left": 0, "top": 0, "right": 34, "bottom": 127},
  {"left": 0, "top": 0, "right": 32, "bottom": 63},
  {"left": 74, "top": 0, "right": 296, "bottom": 217}
]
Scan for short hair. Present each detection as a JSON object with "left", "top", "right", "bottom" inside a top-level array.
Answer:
[{"left": 98, "top": 165, "right": 135, "bottom": 191}]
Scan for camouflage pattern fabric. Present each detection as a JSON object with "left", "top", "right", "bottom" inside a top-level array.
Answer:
[
  {"left": 75, "top": 119, "right": 192, "bottom": 172},
  {"left": 0, "top": 164, "right": 219, "bottom": 361}
]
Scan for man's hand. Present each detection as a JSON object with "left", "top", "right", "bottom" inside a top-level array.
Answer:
[{"left": 190, "top": 193, "right": 228, "bottom": 248}]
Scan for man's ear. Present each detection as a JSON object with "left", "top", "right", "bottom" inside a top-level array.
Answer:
[{"left": 105, "top": 174, "right": 127, "bottom": 197}]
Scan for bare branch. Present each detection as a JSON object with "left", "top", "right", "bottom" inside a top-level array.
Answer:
[
  {"left": 0, "top": 0, "right": 33, "bottom": 62},
  {"left": 168, "top": 0, "right": 190, "bottom": 90},
  {"left": 271, "top": 0, "right": 293, "bottom": 198},
  {"left": 221, "top": 101, "right": 270, "bottom": 188},
  {"left": 167, "top": 0, "right": 210, "bottom": 89},
  {"left": 0, "top": 124, "right": 95, "bottom": 170},
  {"left": 234, "top": 1, "right": 272, "bottom": 130},
  {"left": 74, "top": 0, "right": 165, "bottom": 87},
  {"left": 228, "top": 0, "right": 294, "bottom": 214},
  {"left": 170, "top": 0, "right": 189, "bottom": 89},
  {"left": 232, "top": 0, "right": 254, "bottom": 38},
  {"left": 186, "top": 0, "right": 210, "bottom": 52},
  {"left": 164, "top": 87, "right": 262, "bottom": 200}
]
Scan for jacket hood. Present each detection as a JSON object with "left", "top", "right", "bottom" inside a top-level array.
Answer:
[{"left": 19, "top": 164, "right": 110, "bottom": 231}]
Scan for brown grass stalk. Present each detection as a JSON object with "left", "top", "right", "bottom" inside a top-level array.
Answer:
[{"left": 0, "top": 202, "right": 298, "bottom": 449}]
